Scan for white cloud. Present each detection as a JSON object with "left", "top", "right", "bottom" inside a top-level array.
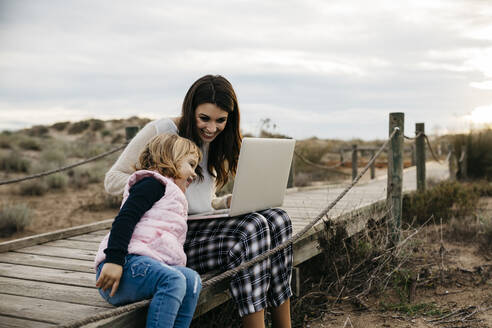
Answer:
[{"left": 1, "top": 0, "right": 492, "bottom": 139}]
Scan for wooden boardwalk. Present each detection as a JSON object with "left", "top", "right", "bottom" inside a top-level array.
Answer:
[{"left": 0, "top": 162, "right": 448, "bottom": 327}]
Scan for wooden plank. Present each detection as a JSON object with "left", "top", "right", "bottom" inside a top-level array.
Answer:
[
  {"left": 81, "top": 308, "right": 147, "bottom": 328},
  {"left": 14, "top": 245, "right": 96, "bottom": 261},
  {"left": 0, "top": 252, "right": 94, "bottom": 272},
  {"left": 0, "top": 315, "right": 55, "bottom": 328},
  {"left": 0, "top": 276, "right": 111, "bottom": 308},
  {"left": 0, "top": 263, "right": 95, "bottom": 287},
  {"left": 0, "top": 219, "right": 113, "bottom": 253},
  {"left": 0, "top": 293, "right": 106, "bottom": 324},
  {"left": 44, "top": 239, "right": 100, "bottom": 251},
  {"left": 67, "top": 234, "right": 106, "bottom": 243},
  {"left": 88, "top": 230, "right": 111, "bottom": 236}
]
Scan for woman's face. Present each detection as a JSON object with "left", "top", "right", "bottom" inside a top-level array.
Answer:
[{"left": 194, "top": 103, "right": 229, "bottom": 143}]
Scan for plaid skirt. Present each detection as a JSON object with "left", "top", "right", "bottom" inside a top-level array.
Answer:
[{"left": 184, "top": 208, "right": 293, "bottom": 317}]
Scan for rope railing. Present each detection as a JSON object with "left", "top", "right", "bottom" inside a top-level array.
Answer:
[
  {"left": 57, "top": 127, "right": 400, "bottom": 328},
  {"left": 423, "top": 134, "right": 442, "bottom": 163},
  {"left": 403, "top": 131, "right": 424, "bottom": 141},
  {"left": 0, "top": 143, "right": 127, "bottom": 186},
  {"left": 294, "top": 150, "right": 345, "bottom": 171}
]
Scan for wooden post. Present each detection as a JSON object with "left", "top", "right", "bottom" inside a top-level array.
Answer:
[
  {"left": 411, "top": 144, "right": 416, "bottom": 166},
  {"left": 370, "top": 149, "right": 376, "bottom": 179},
  {"left": 416, "top": 123, "right": 426, "bottom": 192},
  {"left": 387, "top": 113, "right": 404, "bottom": 243},
  {"left": 125, "top": 126, "right": 139, "bottom": 141},
  {"left": 340, "top": 148, "right": 345, "bottom": 164},
  {"left": 460, "top": 146, "right": 468, "bottom": 180},
  {"left": 448, "top": 144, "right": 457, "bottom": 181},
  {"left": 352, "top": 144, "right": 358, "bottom": 181}
]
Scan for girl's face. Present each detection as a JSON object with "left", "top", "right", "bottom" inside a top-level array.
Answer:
[
  {"left": 174, "top": 153, "right": 199, "bottom": 193},
  {"left": 194, "top": 103, "right": 229, "bottom": 143}
]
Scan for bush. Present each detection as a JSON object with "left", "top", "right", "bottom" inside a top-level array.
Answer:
[
  {"left": 0, "top": 135, "right": 12, "bottom": 149},
  {"left": 51, "top": 121, "right": 70, "bottom": 131},
  {"left": 68, "top": 121, "right": 90, "bottom": 134},
  {"left": 40, "top": 148, "right": 67, "bottom": 166},
  {"left": 69, "top": 164, "right": 105, "bottom": 188},
  {"left": 402, "top": 181, "right": 480, "bottom": 225},
  {"left": 90, "top": 119, "right": 105, "bottom": 131},
  {"left": 104, "top": 193, "right": 122, "bottom": 209},
  {"left": 19, "top": 180, "right": 48, "bottom": 196},
  {"left": 101, "top": 129, "right": 112, "bottom": 137},
  {"left": 453, "top": 129, "right": 492, "bottom": 180},
  {"left": 44, "top": 173, "right": 68, "bottom": 190},
  {"left": 0, "top": 151, "right": 30, "bottom": 172},
  {"left": 18, "top": 137, "right": 42, "bottom": 151},
  {"left": 0, "top": 203, "right": 33, "bottom": 237},
  {"left": 27, "top": 125, "right": 49, "bottom": 137},
  {"left": 111, "top": 133, "right": 124, "bottom": 144}
]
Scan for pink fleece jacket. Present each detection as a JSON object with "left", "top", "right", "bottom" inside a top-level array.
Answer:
[{"left": 94, "top": 170, "right": 188, "bottom": 268}]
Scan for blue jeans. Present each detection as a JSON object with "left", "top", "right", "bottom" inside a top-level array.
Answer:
[{"left": 96, "top": 255, "right": 202, "bottom": 328}]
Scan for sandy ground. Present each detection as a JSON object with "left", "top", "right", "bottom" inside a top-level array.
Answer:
[
  {"left": 304, "top": 199, "right": 492, "bottom": 328},
  {"left": 0, "top": 182, "right": 118, "bottom": 242}
]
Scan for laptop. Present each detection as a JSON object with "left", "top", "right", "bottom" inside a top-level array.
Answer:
[{"left": 188, "top": 137, "right": 296, "bottom": 220}]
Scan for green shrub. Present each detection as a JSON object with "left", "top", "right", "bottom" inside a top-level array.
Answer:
[
  {"left": 402, "top": 181, "right": 480, "bottom": 225},
  {"left": 0, "top": 203, "right": 33, "bottom": 237},
  {"left": 90, "top": 119, "right": 105, "bottom": 131},
  {"left": 111, "top": 133, "right": 124, "bottom": 144},
  {"left": 69, "top": 167, "right": 90, "bottom": 189},
  {"left": 40, "top": 148, "right": 66, "bottom": 166},
  {"left": 27, "top": 125, "right": 49, "bottom": 137},
  {"left": 18, "top": 137, "right": 42, "bottom": 151},
  {"left": 0, "top": 135, "right": 12, "bottom": 149},
  {"left": 68, "top": 121, "right": 90, "bottom": 134},
  {"left": 101, "top": 129, "right": 112, "bottom": 137},
  {"left": 453, "top": 129, "right": 492, "bottom": 180},
  {"left": 19, "top": 180, "right": 48, "bottom": 196},
  {"left": 69, "top": 142, "right": 107, "bottom": 158},
  {"left": 44, "top": 173, "right": 68, "bottom": 190},
  {"left": 104, "top": 193, "right": 122, "bottom": 209},
  {"left": 0, "top": 151, "right": 30, "bottom": 172},
  {"left": 51, "top": 121, "right": 70, "bottom": 131}
]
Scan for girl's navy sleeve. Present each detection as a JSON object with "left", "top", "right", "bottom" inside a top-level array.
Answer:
[{"left": 104, "top": 177, "right": 166, "bottom": 266}]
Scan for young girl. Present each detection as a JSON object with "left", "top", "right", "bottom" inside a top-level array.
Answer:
[{"left": 95, "top": 134, "right": 203, "bottom": 328}]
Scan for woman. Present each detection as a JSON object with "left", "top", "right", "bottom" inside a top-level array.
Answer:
[{"left": 105, "top": 75, "right": 293, "bottom": 328}]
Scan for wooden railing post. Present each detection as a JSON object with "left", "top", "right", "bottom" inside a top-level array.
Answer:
[
  {"left": 352, "top": 144, "right": 358, "bottom": 181},
  {"left": 460, "top": 146, "right": 468, "bottom": 180},
  {"left": 125, "top": 126, "right": 139, "bottom": 141},
  {"left": 387, "top": 112, "right": 404, "bottom": 243},
  {"left": 416, "top": 123, "right": 426, "bottom": 192},
  {"left": 370, "top": 149, "right": 376, "bottom": 179},
  {"left": 411, "top": 144, "right": 416, "bottom": 166},
  {"left": 448, "top": 144, "right": 457, "bottom": 181}
]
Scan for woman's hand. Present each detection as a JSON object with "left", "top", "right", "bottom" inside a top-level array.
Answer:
[{"left": 96, "top": 263, "right": 123, "bottom": 297}]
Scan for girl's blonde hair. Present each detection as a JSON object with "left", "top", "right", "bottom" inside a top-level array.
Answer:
[{"left": 135, "top": 134, "right": 202, "bottom": 179}]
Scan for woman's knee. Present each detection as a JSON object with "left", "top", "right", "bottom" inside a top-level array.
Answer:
[
  {"left": 243, "top": 213, "right": 270, "bottom": 235},
  {"left": 258, "top": 208, "right": 292, "bottom": 239}
]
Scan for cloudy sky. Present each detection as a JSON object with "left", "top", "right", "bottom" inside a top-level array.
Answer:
[{"left": 1, "top": 0, "right": 492, "bottom": 140}]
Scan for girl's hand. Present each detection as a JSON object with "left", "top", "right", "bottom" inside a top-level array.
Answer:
[{"left": 96, "top": 263, "right": 123, "bottom": 297}]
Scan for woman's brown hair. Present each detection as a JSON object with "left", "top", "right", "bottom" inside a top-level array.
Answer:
[
  {"left": 177, "top": 75, "right": 242, "bottom": 188},
  {"left": 135, "top": 134, "right": 202, "bottom": 179}
]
